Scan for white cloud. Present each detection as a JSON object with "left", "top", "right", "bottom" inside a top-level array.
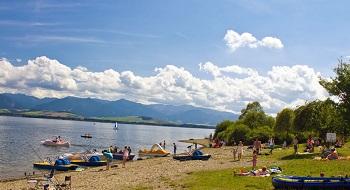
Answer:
[
  {"left": 224, "top": 29, "right": 284, "bottom": 52},
  {"left": 0, "top": 56, "right": 328, "bottom": 114}
]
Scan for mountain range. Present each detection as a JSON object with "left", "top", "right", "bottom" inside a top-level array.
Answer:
[{"left": 0, "top": 93, "right": 237, "bottom": 125}]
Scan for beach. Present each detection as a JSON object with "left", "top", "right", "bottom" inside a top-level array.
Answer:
[{"left": 0, "top": 147, "right": 257, "bottom": 190}]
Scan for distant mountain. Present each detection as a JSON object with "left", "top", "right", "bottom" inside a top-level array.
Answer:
[
  {"left": 0, "top": 93, "right": 55, "bottom": 109},
  {"left": 147, "top": 104, "right": 236, "bottom": 124},
  {"left": 0, "top": 93, "right": 237, "bottom": 125}
]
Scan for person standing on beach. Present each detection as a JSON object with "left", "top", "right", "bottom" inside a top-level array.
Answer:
[
  {"left": 122, "top": 146, "right": 129, "bottom": 168},
  {"left": 268, "top": 137, "right": 275, "bottom": 154},
  {"left": 252, "top": 150, "right": 257, "bottom": 169},
  {"left": 232, "top": 142, "right": 238, "bottom": 161},
  {"left": 293, "top": 137, "right": 298, "bottom": 154},
  {"left": 253, "top": 138, "right": 261, "bottom": 154},
  {"left": 163, "top": 140, "right": 166, "bottom": 149},
  {"left": 173, "top": 143, "right": 177, "bottom": 155},
  {"left": 237, "top": 141, "right": 244, "bottom": 160},
  {"left": 102, "top": 150, "right": 113, "bottom": 170},
  {"left": 127, "top": 146, "right": 132, "bottom": 155}
]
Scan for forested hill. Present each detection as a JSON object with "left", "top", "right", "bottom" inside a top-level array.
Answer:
[{"left": 0, "top": 93, "right": 237, "bottom": 125}]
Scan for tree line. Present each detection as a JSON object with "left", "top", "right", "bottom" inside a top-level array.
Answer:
[{"left": 214, "top": 59, "right": 350, "bottom": 145}]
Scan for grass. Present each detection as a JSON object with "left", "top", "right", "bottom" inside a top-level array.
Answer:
[
  {"left": 22, "top": 111, "right": 82, "bottom": 118},
  {"left": 0, "top": 109, "right": 10, "bottom": 113},
  {"left": 180, "top": 143, "right": 350, "bottom": 190},
  {"left": 98, "top": 116, "right": 174, "bottom": 125}
]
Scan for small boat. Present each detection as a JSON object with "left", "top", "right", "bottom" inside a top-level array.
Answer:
[
  {"left": 112, "top": 153, "right": 136, "bottom": 160},
  {"left": 138, "top": 144, "right": 170, "bottom": 157},
  {"left": 81, "top": 134, "right": 92, "bottom": 138},
  {"left": 63, "top": 150, "right": 103, "bottom": 160},
  {"left": 272, "top": 175, "right": 350, "bottom": 189},
  {"left": 33, "top": 159, "right": 78, "bottom": 171},
  {"left": 114, "top": 122, "right": 118, "bottom": 130},
  {"left": 41, "top": 137, "right": 70, "bottom": 147},
  {"left": 70, "top": 156, "right": 107, "bottom": 167},
  {"left": 173, "top": 150, "right": 211, "bottom": 161}
]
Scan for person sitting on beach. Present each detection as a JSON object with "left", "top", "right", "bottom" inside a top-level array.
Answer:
[
  {"left": 255, "top": 166, "right": 269, "bottom": 176},
  {"left": 326, "top": 148, "right": 338, "bottom": 160},
  {"left": 306, "top": 135, "right": 314, "bottom": 152},
  {"left": 282, "top": 140, "right": 287, "bottom": 149},
  {"left": 114, "top": 146, "right": 118, "bottom": 153},
  {"left": 335, "top": 140, "right": 342, "bottom": 148},
  {"left": 320, "top": 145, "right": 331, "bottom": 158},
  {"left": 236, "top": 166, "right": 269, "bottom": 176}
]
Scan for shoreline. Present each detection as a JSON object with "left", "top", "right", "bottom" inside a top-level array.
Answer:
[
  {"left": 0, "top": 147, "right": 252, "bottom": 190},
  {"left": 0, "top": 114, "right": 215, "bottom": 129}
]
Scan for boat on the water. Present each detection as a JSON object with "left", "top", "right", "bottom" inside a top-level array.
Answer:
[
  {"left": 112, "top": 153, "right": 136, "bottom": 160},
  {"left": 272, "top": 175, "right": 350, "bottom": 189},
  {"left": 138, "top": 144, "right": 170, "bottom": 157},
  {"left": 70, "top": 156, "right": 107, "bottom": 167},
  {"left": 114, "top": 122, "right": 118, "bottom": 130},
  {"left": 33, "top": 158, "right": 78, "bottom": 171},
  {"left": 173, "top": 150, "right": 211, "bottom": 161},
  {"left": 41, "top": 136, "right": 70, "bottom": 147},
  {"left": 81, "top": 134, "right": 92, "bottom": 138}
]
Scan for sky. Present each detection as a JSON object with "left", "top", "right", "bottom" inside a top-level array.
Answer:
[{"left": 0, "top": 0, "right": 349, "bottom": 114}]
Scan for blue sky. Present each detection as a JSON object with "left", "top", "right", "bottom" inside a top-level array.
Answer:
[{"left": 0, "top": 0, "right": 348, "bottom": 113}]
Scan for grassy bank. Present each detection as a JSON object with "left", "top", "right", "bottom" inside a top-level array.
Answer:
[
  {"left": 180, "top": 143, "right": 350, "bottom": 190},
  {"left": 0, "top": 110, "right": 215, "bottom": 129}
]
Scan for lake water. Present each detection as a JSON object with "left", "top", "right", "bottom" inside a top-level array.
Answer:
[{"left": 0, "top": 116, "right": 213, "bottom": 180}]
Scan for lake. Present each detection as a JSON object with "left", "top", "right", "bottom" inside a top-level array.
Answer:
[{"left": 0, "top": 116, "right": 214, "bottom": 180}]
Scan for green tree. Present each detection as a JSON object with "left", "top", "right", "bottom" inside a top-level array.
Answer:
[
  {"left": 293, "top": 99, "right": 345, "bottom": 140},
  {"left": 239, "top": 101, "right": 264, "bottom": 119},
  {"left": 275, "top": 108, "right": 295, "bottom": 136},
  {"left": 240, "top": 110, "right": 275, "bottom": 129},
  {"left": 249, "top": 125, "right": 274, "bottom": 143},
  {"left": 226, "top": 123, "right": 251, "bottom": 144},
  {"left": 214, "top": 120, "right": 234, "bottom": 138},
  {"left": 320, "top": 59, "right": 350, "bottom": 138}
]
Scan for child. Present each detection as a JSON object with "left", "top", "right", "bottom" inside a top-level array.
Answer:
[
  {"left": 238, "top": 141, "right": 244, "bottom": 161},
  {"left": 252, "top": 150, "right": 257, "bottom": 169}
]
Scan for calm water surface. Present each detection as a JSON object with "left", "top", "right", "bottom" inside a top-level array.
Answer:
[{"left": 0, "top": 116, "right": 213, "bottom": 180}]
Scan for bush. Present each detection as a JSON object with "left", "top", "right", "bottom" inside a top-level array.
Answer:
[
  {"left": 248, "top": 125, "right": 273, "bottom": 143},
  {"left": 226, "top": 123, "right": 251, "bottom": 145},
  {"left": 214, "top": 120, "right": 234, "bottom": 138}
]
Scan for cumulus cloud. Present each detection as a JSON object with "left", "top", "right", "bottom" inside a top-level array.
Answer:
[
  {"left": 0, "top": 56, "right": 328, "bottom": 114},
  {"left": 224, "top": 29, "right": 283, "bottom": 52}
]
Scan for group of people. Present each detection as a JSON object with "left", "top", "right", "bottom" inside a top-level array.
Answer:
[
  {"left": 160, "top": 140, "right": 178, "bottom": 155},
  {"left": 232, "top": 141, "right": 244, "bottom": 161},
  {"left": 320, "top": 145, "right": 339, "bottom": 160},
  {"left": 52, "top": 136, "right": 62, "bottom": 143},
  {"left": 103, "top": 145, "right": 131, "bottom": 170}
]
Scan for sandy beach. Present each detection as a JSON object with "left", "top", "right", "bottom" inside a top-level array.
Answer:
[{"left": 0, "top": 147, "right": 263, "bottom": 190}]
